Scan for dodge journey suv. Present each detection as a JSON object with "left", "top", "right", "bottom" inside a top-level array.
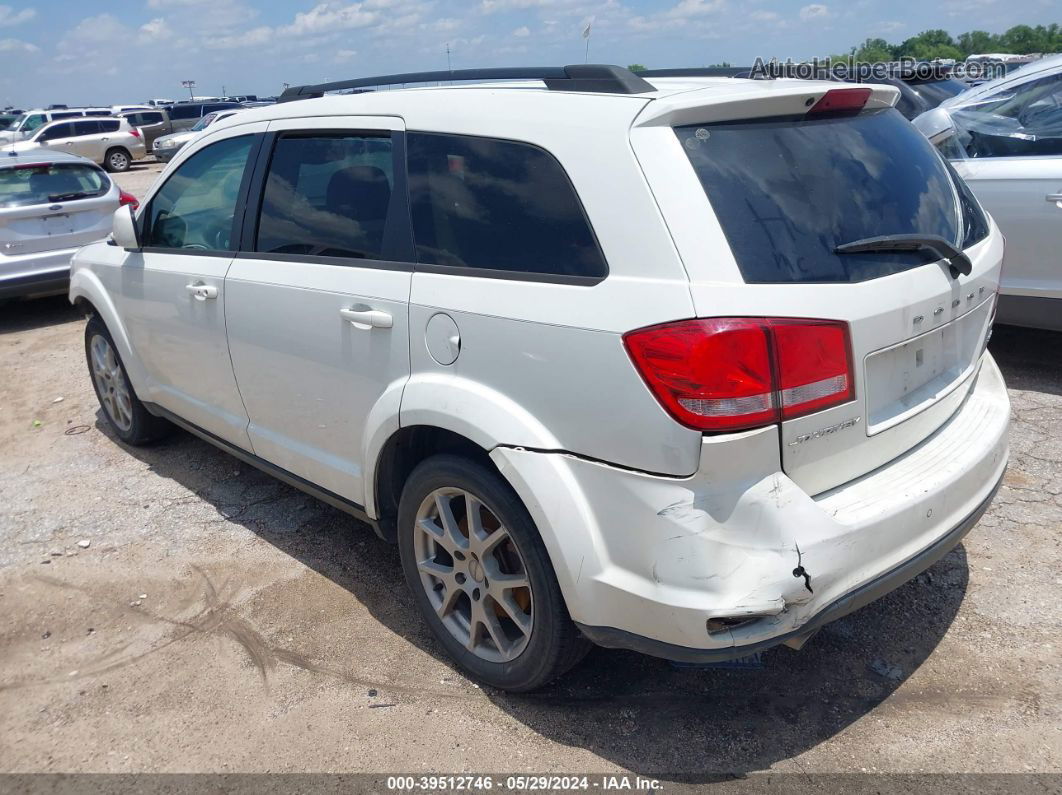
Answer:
[{"left": 70, "top": 65, "right": 1009, "bottom": 692}]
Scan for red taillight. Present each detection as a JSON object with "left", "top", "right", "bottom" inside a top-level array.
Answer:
[
  {"left": 807, "top": 87, "right": 871, "bottom": 116},
  {"left": 129, "top": 128, "right": 141, "bottom": 138},
  {"left": 118, "top": 190, "right": 139, "bottom": 211},
  {"left": 624, "top": 318, "right": 854, "bottom": 432}
]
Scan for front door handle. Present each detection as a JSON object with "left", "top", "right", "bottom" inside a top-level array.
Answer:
[
  {"left": 1047, "top": 192, "right": 1062, "bottom": 205},
  {"left": 186, "top": 282, "right": 218, "bottom": 301},
  {"left": 340, "top": 305, "right": 392, "bottom": 329}
]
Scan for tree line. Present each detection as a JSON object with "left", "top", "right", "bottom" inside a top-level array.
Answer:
[{"left": 842, "top": 24, "right": 1061, "bottom": 63}]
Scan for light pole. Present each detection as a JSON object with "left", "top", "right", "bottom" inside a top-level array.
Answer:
[{"left": 181, "top": 80, "right": 196, "bottom": 100}]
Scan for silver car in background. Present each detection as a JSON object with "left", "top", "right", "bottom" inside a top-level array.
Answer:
[
  {"left": 0, "top": 151, "right": 134, "bottom": 299},
  {"left": 915, "top": 54, "right": 1062, "bottom": 330}
]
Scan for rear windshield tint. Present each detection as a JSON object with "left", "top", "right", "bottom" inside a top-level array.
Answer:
[
  {"left": 0, "top": 163, "right": 108, "bottom": 208},
  {"left": 677, "top": 108, "right": 984, "bottom": 284}
]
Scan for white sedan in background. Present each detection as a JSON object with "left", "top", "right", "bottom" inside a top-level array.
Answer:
[{"left": 916, "top": 54, "right": 1062, "bottom": 330}]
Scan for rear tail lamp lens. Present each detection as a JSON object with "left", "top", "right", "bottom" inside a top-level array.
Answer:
[
  {"left": 129, "top": 129, "right": 141, "bottom": 138},
  {"left": 624, "top": 317, "right": 854, "bottom": 432},
  {"left": 118, "top": 190, "right": 139, "bottom": 211}
]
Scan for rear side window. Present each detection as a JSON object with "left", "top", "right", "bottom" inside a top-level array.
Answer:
[
  {"left": 677, "top": 109, "right": 971, "bottom": 284},
  {"left": 144, "top": 135, "right": 253, "bottom": 251},
  {"left": 407, "top": 132, "right": 607, "bottom": 280},
  {"left": 73, "top": 120, "right": 100, "bottom": 136},
  {"left": 0, "top": 162, "right": 108, "bottom": 208},
  {"left": 52, "top": 112, "right": 80, "bottom": 120},
  {"left": 256, "top": 133, "right": 394, "bottom": 260},
  {"left": 168, "top": 104, "right": 201, "bottom": 120},
  {"left": 99, "top": 119, "right": 120, "bottom": 133}
]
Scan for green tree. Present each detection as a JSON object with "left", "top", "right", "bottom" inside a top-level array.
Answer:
[
  {"left": 853, "top": 37, "right": 895, "bottom": 62},
  {"left": 897, "top": 29, "right": 963, "bottom": 60},
  {"left": 957, "top": 30, "right": 999, "bottom": 56},
  {"left": 627, "top": 63, "right": 647, "bottom": 73},
  {"left": 1000, "top": 24, "right": 1043, "bottom": 53}
]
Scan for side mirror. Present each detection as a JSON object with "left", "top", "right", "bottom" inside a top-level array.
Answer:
[
  {"left": 112, "top": 204, "right": 140, "bottom": 250},
  {"left": 913, "top": 107, "right": 957, "bottom": 146}
]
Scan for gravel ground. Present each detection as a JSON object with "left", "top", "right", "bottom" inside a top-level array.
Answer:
[{"left": 0, "top": 165, "right": 1059, "bottom": 779}]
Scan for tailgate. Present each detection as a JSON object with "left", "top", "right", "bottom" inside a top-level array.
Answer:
[{"left": 631, "top": 83, "right": 1004, "bottom": 495}]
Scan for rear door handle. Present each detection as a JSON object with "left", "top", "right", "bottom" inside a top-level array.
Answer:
[
  {"left": 340, "top": 305, "right": 392, "bottom": 329},
  {"left": 1047, "top": 192, "right": 1062, "bottom": 204},
  {"left": 186, "top": 282, "right": 218, "bottom": 301}
]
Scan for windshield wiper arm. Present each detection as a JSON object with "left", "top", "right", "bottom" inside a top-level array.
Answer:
[
  {"left": 47, "top": 191, "right": 91, "bottom": 202},
  {"left": 834, "top": 233, "right": 972, "bottom": 278}
]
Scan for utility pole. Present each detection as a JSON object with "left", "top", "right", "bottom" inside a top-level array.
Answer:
[{"left": 446, "top": 42, "right": 452, "bottom": 74}]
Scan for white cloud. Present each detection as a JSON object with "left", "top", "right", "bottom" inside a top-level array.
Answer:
[
  {"left": 665, "top": 0, "right": 724, "bottom": 18},
  {"left": 749, "top": 10, "right": 779, "bottom": 22},
  {"left": 480, "top": 0, "right": 555, "bottom": 14},
  {"left": 0, "top": 4, "right": 34, "bottom": 27},
  {"left": 204, "top": 24, "right": 272, "bottom": 48},
  {"left": 799, "top": 3, "right": 830, "bottom": 21},
  {"left": 513, "top": 25, "right": 531, "bottom": 36},
  {"left": 279, "top": 2, "right": 379, "bottom": 37},
  {"left": 334, "top": 48, "right": 357, "bottom": 61},
  {"left": 0, "top": 35, "right": 36, "bottom": 51},
  {"left": 138, "top": 18, "right": 170, "bottom": 42}
]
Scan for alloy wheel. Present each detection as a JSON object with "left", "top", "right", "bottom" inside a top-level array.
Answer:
[
  {"left": 413, "top": 487, "right": 534, "bottom": 663},
  {"left": 89, "top": 334, "right": 133, "bottom": 432},
  {"left": 109, "top": 152, "right": 128, "bottom": 171}
]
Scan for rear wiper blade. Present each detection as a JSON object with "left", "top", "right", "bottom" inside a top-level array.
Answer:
[
  {"left": 47, "top": 191, "right": 90, "bottom": 202},
  {"left": 834, "top": 233, "right": 972, "bottom": 278}
]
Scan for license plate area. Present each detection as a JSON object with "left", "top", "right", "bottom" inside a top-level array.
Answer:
[
  {"left": 42, "top": 213, "right": 72, "bottom": 235},
  {"left": 864, "top": 297, "right": 993, "bottom": 436}
]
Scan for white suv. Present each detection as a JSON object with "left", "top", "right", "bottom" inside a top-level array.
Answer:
[{"left": 69, "top": 65, "right": 1009, "bottom": 691}]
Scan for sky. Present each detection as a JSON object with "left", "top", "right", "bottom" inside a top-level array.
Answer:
[{"left": 0, "top": 0, "right": 1057, "bottom": 108}]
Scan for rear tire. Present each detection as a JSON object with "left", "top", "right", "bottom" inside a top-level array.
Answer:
[
  {"left": 85, "top": 315, "right": 171, "bottom": 445},
  {"left": 398, "top": 454, "right": 590, "bottom": 692},
  {"left": 104, "top": 147, "right": 130, "bottom": 173}
]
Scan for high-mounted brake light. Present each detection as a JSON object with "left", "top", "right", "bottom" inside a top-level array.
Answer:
[
  {"left": 624, "top": 318, "right": 854, "bottom": 432},
  {"left": 12, "top": 162, "right": 51, "bottom": 170},
  {"left": 118, "top": 190, "right": 139, "bottom": 210},
  {"left": 807, "top": 87, "right": 871, "bottom": 116}
]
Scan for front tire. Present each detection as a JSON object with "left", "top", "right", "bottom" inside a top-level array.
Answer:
[
  {"left": 85, "top": 315, "right": 171, "bottom": 445},
  {"left": 104, "top": 147, "right": 130, "bottom": 172},
  {"left": 398, "top": 454, "right": 589, "bottom": 692}
]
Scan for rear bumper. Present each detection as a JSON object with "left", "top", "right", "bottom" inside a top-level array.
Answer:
[
  {"left": 491, "top": 354, "right": 1009, "bottom": 659},
  {"left": 0, "top": 249, "right": 76, "bottom": 298},
  {"left": 576, "top": 473, "right": 1000, "bottom": 662}
]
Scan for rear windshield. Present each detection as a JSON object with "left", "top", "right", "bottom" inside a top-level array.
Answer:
[
  {"left": 0, "top": 162, "right": 109, "bottom": 208},
  {"left": 677, "top": 108, "right": 986, "bottom": 283}
]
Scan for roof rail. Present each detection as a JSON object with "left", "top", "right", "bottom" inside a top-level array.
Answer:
[
  {"left": 634, "top": 67, "right": 767, "bottom": 80},
  {"left": 278, "top": 64, "right": 655, "bottom": 102}
]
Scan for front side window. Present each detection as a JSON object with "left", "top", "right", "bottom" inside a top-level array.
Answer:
[
  {"left": 407, "top": 132, "right": 607, "bottom": 279},
  {"left": 255, "top": 133, "right": 394, "bottom": 260},
  {"left": 21, "top": 114, "right": 45, "bottom": 132},
  {"left": 144, "top": 135, "right": 253, "bottom": 251},
  {"left": 37, "top": 122, "right": 74, "bottom": 142},
  {"left": 951, "top": 73, "right": 1062, "bottom": 158},
  {"left": 676, "top": 109, "right": 980, "bottom": 284},
  {"left": 142, "top": 112, "right": 164, "bottom": 125}
]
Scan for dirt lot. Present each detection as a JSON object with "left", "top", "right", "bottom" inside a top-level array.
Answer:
[{"left": 0, "top": 162, "right": 1059, "bottom": 779}]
